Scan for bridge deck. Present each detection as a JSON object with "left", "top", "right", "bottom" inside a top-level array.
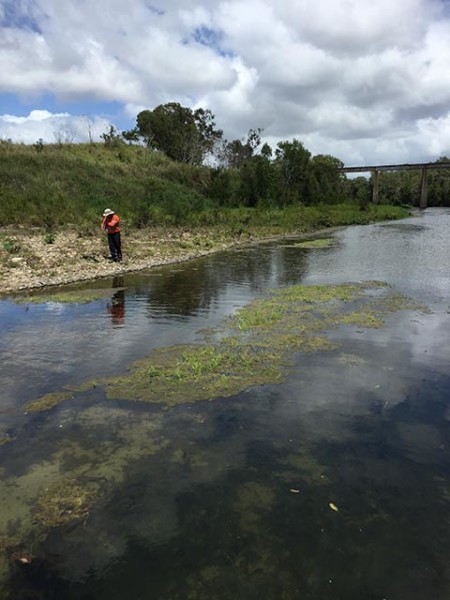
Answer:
[{"left": 339, "top": 162, "right": 450, "bottom": 173}]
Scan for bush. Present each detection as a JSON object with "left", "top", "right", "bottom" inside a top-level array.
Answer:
[
  {"left": 43, "top": 232, "right": 57, "bottom": 244},
  {"left": 2, "top": 237, "right": 21, "bottom": 253}
]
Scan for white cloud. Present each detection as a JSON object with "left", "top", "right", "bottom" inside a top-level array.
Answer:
[
  {"left": 417, "top": 113, "right": 450, "bottom": 158},
  {"left": 0, "top": 110, "right": 111, "bottom": 144},
  {"left": 274, "top": 0, "right": 433, "bottom": 54},
  {"left": 1, "top": 0, "right": 450, "bottom": 163}
]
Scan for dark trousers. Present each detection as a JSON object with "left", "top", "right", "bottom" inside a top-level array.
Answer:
[{"left": 108, "top": 232, "right": 122, "bottom": 261}]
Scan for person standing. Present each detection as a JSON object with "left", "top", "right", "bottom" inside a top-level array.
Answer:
[{"left": 101, "top": 208, "right": 122, "bottom": 262}]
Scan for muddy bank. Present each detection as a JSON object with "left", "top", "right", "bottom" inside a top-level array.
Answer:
[{"left": 0, "top": 226, "right": 334, "bottom": 295}]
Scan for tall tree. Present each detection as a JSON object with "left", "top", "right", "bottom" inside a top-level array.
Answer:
[
  {"left": 136, "top": 103, "right": 222, "bottom": 165},
  {"left": 274, "top": 139, "right": 311, "bottom": 204},
  {"left": 240, "top": 154, "right": 276, "bottom": 207},
  {"left": 218, "top": 128, "right": 263, "bottom": 168},
  {"left": 309, "top": 154, "right": 345, "bottom": 204}
]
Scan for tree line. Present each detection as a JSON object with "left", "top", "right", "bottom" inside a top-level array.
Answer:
[
  {"left": 105, "top": 101, "right": 450, "bottom": 208},
  {"left": 99, "top": 102, "right": 346, "bottom": 209}
]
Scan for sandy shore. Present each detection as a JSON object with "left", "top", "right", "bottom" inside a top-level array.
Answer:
[{"left": 0, "top": 226, "right": 287, "bottom": 295}]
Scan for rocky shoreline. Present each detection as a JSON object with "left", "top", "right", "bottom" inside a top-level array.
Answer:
[{"left": 0, "top": 226, "right": 290, "bottom": 296}]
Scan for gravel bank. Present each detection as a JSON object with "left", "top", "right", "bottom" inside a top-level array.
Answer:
[{"left": 0, "top": 227, "right": 272, "bottom": 295}]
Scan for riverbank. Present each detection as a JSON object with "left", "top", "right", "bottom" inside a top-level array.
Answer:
[
  {"left": 0, "top": 226, "right": 247, "bottom": 295},
  {"left": 0, "top": 205, "right": 411, "bottom": 295}
]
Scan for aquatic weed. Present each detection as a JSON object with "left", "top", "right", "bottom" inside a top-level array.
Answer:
[
  {"left": 25, "top": 391, "right": 73, "bottom": 413},
  {"left": 32, "top": 479, "right": 98, "bottom": 528},
  {"left": 25, "top": 282, "right": 430, "bottom": 411},
  {"left": 288, "top": 238, "right": 336, "bottom": 249},
  {"left": 14, "top": 287, "right": 125, "bottom": 305}
]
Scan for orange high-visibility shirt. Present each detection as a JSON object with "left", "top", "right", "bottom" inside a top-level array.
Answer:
[{"left": 101, "top": 214, "right": 121, "bottom": 234}]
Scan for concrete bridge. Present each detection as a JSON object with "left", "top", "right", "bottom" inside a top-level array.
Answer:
[{"left": 339, "top": 162, "right": 450, "bottom": 208}]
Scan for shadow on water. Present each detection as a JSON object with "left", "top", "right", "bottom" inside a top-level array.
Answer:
[{"left": 1, "top": 210, "right": 450, "bottom": 599}]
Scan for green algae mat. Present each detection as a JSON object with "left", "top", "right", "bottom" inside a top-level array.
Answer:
[
  {"left": 25, "top": 281, "right": 428, "bottom": 412},
  {"left": 12, "top": 287, "right": 127, "bottom": 304}
]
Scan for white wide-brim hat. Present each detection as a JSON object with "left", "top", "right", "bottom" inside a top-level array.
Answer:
[{"left": 103, "top": 208, "right": 115, "bottom": 217}]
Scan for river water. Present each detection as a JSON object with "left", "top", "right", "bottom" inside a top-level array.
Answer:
[{"left": 0, "top": 208, "right": 449, "bottom": 599}]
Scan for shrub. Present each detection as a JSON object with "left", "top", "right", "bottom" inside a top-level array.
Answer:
[
  {"left": 43, "top": 232, "right": 57, "bottom": 244},
  {"left": 2, "top": 238, "right": 21, "bottom": 253}
]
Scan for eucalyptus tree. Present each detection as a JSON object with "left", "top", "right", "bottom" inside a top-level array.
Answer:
[
  {"left": 217, "top": 128, "right": 263, "bottom": 168},
  {"left": 135, "top": 103, "right": 223, "bottom": 165}
]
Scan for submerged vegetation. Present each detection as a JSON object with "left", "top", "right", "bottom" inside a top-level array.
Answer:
[
  {"left": 0, "top": 107, "right": 445, "bottom": 595},
  {"left": 0, "top": 405, "right": 170, "bottom": 591},
  {"left": 25, "top": 391, "right": 73, "bottom": 413},
  {"left": 25, "top": 281, "right": 428, "bottom": 412},
  {"left": 15, "top": 287, "right": 126, "bottom": 305},
  {"left": 289, "top": 237, "right": 336, "bottom": 249},
  {"left": 0, "top": 279, "right": 433, "bottom": 596},
  {"left": 33, "top": 479, "right": 98, "bottom": 528}
]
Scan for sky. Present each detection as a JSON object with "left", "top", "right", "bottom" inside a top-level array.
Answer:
[{"left": 1, "top": 0, "right": 450, "bottom": 166}]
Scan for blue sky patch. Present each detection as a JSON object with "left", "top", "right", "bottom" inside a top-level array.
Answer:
[
  {"left": 1, "top": 92, "right": 121, "bottom": 118},
  {"left": 1, "top": 0, "right": 43, "bottom": 33},
  {"left": 0, "top": 92, "right": 135, "bottom": 132},
  {"left": 145, "top": 2, "right": 165, "bottom": 16},
  {"left": 192, "top": 26, "right": 233, "bottom": 57}
]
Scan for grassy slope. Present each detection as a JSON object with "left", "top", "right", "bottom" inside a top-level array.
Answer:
[
  {"left": 0, "top": 141, "right": 409, "bottom": 231},
  {"left": 0, "top": 142, "right": 213, "bottom": 228}
]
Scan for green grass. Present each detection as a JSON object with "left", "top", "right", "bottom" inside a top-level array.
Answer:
[
  {"left": 0, "top": 142, "right": 211, "bottom": 228},
  {"left": 0, "top": 141, "right": 411, "bottom": 230}
]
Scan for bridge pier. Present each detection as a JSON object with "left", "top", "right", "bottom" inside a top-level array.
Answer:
[
  {"left": 339, "top": 160, "right": 450, "bottom": 209},
  {"left": 420, "top": 167, "right": 428, "bottom": 209},
  {"left": 372, "top": 169, "right": 379, "bottom": 204}
]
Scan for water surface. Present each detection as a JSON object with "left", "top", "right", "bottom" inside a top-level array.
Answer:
[{"left": 0, "top": 209, "right": 449, "bottom": 599}]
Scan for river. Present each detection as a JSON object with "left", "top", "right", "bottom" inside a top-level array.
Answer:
[{"left": 0, "top": 208, "right": 449, "bottom": 599}]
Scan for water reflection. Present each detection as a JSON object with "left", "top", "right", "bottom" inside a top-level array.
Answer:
[
  {"left": 139, "top": 245, "right": 309, "bottom": 319},
  {"left": 6, "top": 345, "right": 450, "bottom": 599},
  {"left": 143, "top": 262, "right": 222, "bottom": 318},
  {"left": 303, "top": 208, "right": 450, "bottom": 303},
  {"left": 107, "top": 277, "right": 126, "bottom": 327}
]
